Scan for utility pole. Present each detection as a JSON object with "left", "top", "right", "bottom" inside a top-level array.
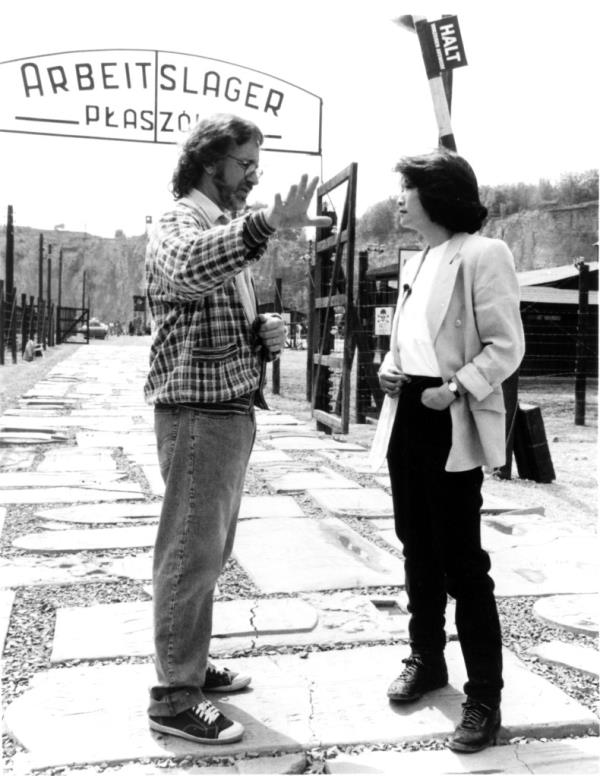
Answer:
[
  {"left": 574, "top": 260, "right": 589, "bottom": 425},
  {"left": 394, "top": 14, "right": 467, "bottom": 150}
]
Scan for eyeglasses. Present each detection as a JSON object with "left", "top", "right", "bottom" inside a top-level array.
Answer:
[{"left": 224, "top": 155, "right": 262, "bottom": 178}]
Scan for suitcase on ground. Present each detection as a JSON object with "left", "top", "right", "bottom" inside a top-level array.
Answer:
[{"left": 513, "top": 403, "right": 556, "bottom": 483}]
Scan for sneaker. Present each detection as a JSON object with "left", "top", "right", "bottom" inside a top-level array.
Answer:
[
  {"left": 447, "top": 699, "right": 501, "bottom": 753},
  {"left": 149, "top": 698, "right": 244, "bottom": 744},
  {"left": 387, "top": 654, "right": 448, "bottom": 702},
  {"left": 203, "top": 664, "right": 251, "bottom": 693}
]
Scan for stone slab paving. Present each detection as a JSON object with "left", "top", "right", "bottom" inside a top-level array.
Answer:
[
  {"left": 308, "top": 487, "right": 393, "bottom": 519},
  {"left": 482, "top": 493, "right": 545, "bottom": 515},
  {"left": 1, "top": 415, "right": 138, "bottom": 432},
  {"left": 37, "top": 449, "right": 118, "bottom": 472},
  {"left": 268, "top": 436, "right": 366, "bottom": 452},
  {"left": 36, "top": 502, "right": 162, "bottom": 524},
  {"left": 317, "top": 451, "right": 387, "bottom": 474},
  {"left": 0, "top": 588, "right": 15, "bottom": 652},
  {"left": 326, "top": 738, "right": 600, "bottom": 775},
  {"left": 58, "top": 753, "right": 308, "bottom": 774},
  {"left": 239, "top": 495, "right": 305, "bottom": 519},
  {"left": 215, "top": 593, "right": 456, "bottom": 655},
  {"left": 140, "top": 465, "right": 165, "bottom": 496},
  {"left": 51, "top": 590, "right": 434, "bottom": 662},
  {"left": 0, "top": 430, "right": 68, "bottom": 444},
  {"left": 75, "top": 431, "right": 153, "bottom": 449},
  {"left": 23, "top": 383, "right": 71, "bottom": 398},
  {"left": 251, "top": 461, "right": 318, "bottom": 479},
  {"left": 0, "top": 484, "right": 144, "bottom": 505},
  {"left": 13, "top": 524, "right": 157, "bottom": 552},
  {"left": 373, "top": 524, "right": 598, "bottom": 597},
  {"left": 0, "top": 449, "right": 36, "bottom": 470},
  {"left": 374, "top": 474, "right": 391, "bottom": 488},
  {"left": 102, "top": 553, "right": 154, "bottom": 581},
  {"left": 480, "top": 516, "right": 579, "bottom": 553},
  {"left": 51, "top": 598, "right": 319, "bottom": 662},
  {"left": 255, "top": 413, "right": 304, "bottom": 426},
  {"left": 5, "top": 643, "right": 597, "bottom": 770},
  {"left": 249, "top": 449, "right": 293, "bottom": 465},
  {"left": 528, "top": 641, "right": 599, "bottom": 677},
  {"left": 0, "top": 471, "right": 126, "bottom": 488},
  {"left": 232, "top": 517, "right": 405, "bottom": 592},
  {"left": 0, "top": 556, "right": 113, "bottom": 587},
  {"left": 126, "top": 451, "right": 160, "bottom": 466},
  {"left": 489, "top": 538, "right": 598, "bottom": 596},
  {"left": 18, "top": 398, "right": 77, "bottom": 408},
  {"left": 34, "top": 496, "right": 304, "bottom": 525},
  {"left": 268, "top": 469, "right": 362, "bottom": 493},
  {"left": 533, "top": 594, "right": 599, "bottom": 635}
]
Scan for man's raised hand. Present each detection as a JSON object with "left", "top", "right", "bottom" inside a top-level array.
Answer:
[{"left": 265, "top": 175, "right": 332, "bottom": 230}]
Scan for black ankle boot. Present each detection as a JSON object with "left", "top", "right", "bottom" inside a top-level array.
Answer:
[
  {"left": 387, "top": 654, "right": 448, "bottom": 702},
  {"left": 447, "top": 699, "right": 501, "bottom": 753}
]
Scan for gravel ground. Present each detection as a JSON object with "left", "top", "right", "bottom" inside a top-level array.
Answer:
[{"left": 1, "top": 345, "right": 598, "bottom": 773}]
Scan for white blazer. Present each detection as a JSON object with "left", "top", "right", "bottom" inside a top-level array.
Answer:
[{"left": 370, "top": 232, "right": 525, "bottom": 472}]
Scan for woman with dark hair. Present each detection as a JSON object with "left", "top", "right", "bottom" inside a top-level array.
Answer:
[{"left": 370, "top": 148, "right": 525, "bottom": 753}]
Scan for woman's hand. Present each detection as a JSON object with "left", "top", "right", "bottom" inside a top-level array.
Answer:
[
  {"left": 379, "top": 365, "right": 410, "bottom": 397},
  {"left": 421, "top": 384, "right": 457, "bottom": 411}
]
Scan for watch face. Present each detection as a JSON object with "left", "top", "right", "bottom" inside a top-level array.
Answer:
[{"left": 448, "top": 380, "right": 458, "bottom": 393}]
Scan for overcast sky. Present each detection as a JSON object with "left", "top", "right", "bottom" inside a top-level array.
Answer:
[{"left": 0, "top": 0, "right": 598, "bottom": 238}]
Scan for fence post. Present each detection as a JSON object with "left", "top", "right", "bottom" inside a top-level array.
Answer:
[
  {"left": 272, "top": 277, "right": 282, "bottom": 395},
  {"left": 355, "top": 250, "right": 369, "bottom": 423},
  {"left": 306, "top": 259, "right": 316, "bottom": 402},
  {"left": 56, "top": 248, "right": 63, "bottom": 344},
  {"left": 0, "top": 280, "right": 4, "bottom": 365},
  {"left": 574, "top": 260, "right": 589, "bottom": 426},
  {"left": 8, "top": 289, "right": 17, "bottom": 363},
  {"left": 20, "top": 292, "right": 28, "bottom": 355}
]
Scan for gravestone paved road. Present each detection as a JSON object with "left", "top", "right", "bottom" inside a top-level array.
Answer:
[{"left": 1, "top": 340, "right": 598, "bottom": 775}]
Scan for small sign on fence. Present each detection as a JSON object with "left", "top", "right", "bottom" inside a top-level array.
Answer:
[{"left": 374, "top": 306, "right": 394, "bottom": 336}]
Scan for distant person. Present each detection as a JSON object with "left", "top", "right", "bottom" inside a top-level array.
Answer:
[
  {"left": 144, "top": 113, "right": 330, "bottom": 746},
  {"left": 370, "top": 149, "right": 524, "bottom": 753}
]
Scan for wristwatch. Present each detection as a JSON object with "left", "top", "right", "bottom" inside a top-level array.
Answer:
[{"left": 447, "top": 378, "right": 460, "bottom": 398}]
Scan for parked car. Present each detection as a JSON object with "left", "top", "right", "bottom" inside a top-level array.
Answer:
[{"left": 79, "top": 317, "right": 109, "bottom": 340}]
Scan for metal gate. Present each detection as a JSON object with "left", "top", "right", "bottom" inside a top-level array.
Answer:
[
  {"left": 58, "top": 306, "right": 89, "bottom": 344},
  {"left": 308, "top": 163, "right": 358, "bottom": 434}
]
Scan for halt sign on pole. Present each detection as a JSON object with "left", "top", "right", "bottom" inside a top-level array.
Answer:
[
  {"left": 396, "top": 14, "right": 468, "bottom": 151},
  {"left": 428, "top": 16, "right": 468, "bottom": 72}
]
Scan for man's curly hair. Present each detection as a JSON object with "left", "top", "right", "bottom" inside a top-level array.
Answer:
[{"left": 171, "top": 113, "right": 263, "bottom": 199}]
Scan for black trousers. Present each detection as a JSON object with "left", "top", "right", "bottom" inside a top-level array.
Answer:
[{"left": 387, "top": 376, "right": 503, "bottom": 706}]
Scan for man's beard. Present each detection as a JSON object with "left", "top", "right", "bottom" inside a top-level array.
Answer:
[{"left": 213, "top": 171, "right": 252, "bottom": 213}]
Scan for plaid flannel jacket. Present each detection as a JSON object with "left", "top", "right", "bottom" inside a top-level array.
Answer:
[{"left": 144, "top": 196, "right": 270, "bottom": 405}]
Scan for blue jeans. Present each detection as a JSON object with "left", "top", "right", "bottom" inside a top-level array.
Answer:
[{"left": 148, "top": 405, "right": 256, "bottom": 716}]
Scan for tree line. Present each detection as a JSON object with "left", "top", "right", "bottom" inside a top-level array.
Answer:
[{"left": 357, "top": 169, "right": 599, "bottom": 250}]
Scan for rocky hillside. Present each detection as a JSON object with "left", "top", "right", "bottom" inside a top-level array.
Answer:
[
  {"left": 482, "top": 201, "right": 598, "bottom": 270},
  {"left": 2, "top": 201, "right": 597, "bottom": 323}
]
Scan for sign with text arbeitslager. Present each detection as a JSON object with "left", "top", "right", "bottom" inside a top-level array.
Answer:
[{"left": 0, "top": 49, "right": 322, "bottom": 154}]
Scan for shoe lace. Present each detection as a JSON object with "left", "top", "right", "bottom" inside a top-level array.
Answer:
[
  {"left": 460, "top": 700, "right": 491, "bottom": 729},
  {"left": 192, "top": 699, "right": 220, "bottom": 725},
  {"left": 399, "top": 654, "right": 423, "bottom": 679},
  {"left": 207, "top": 664, "right": 233, "bottom": 681}
]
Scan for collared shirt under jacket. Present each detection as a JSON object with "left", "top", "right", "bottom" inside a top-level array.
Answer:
[{"left": 144, "top": 190, "right": 273, "bottom": 405}]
